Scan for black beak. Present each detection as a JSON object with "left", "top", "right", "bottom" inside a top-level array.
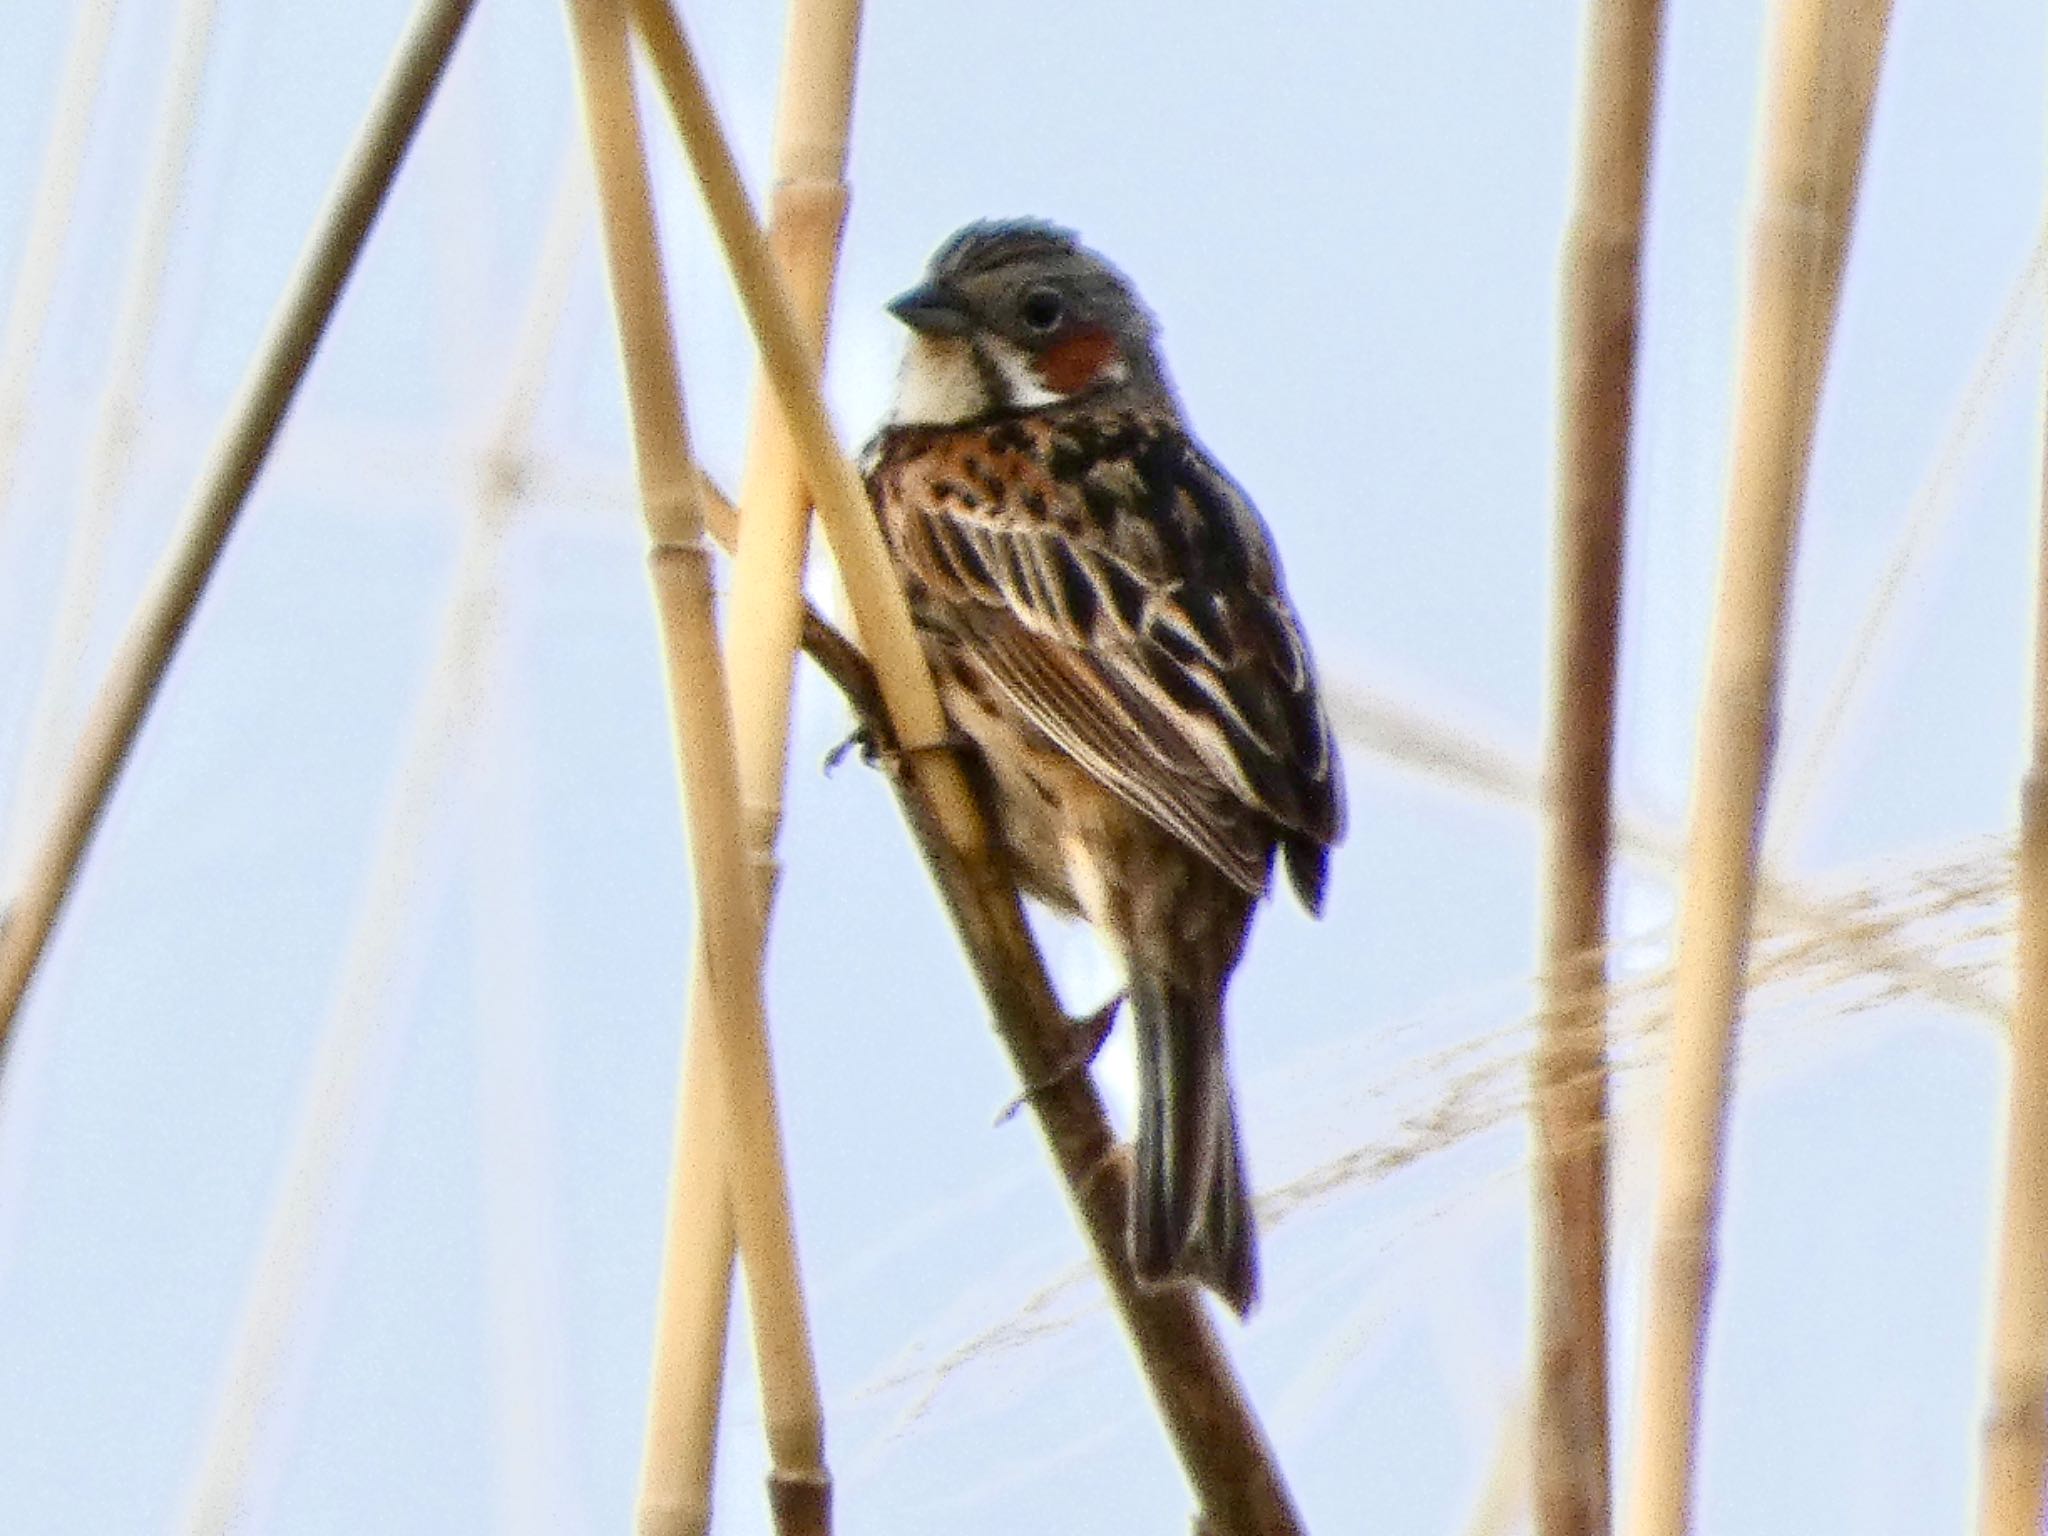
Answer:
[{"left": 886, "top": 282, "right": 972, "bottom": 337}]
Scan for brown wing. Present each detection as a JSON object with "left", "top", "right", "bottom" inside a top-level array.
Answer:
[{"left": 867, "top": 410, "right": 1345, "bottom": 909}]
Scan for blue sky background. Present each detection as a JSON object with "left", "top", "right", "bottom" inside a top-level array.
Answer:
[{"left": 0, "top": 1, "right": 2043, "bottom": 1531}]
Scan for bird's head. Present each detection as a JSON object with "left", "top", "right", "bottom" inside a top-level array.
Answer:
[{"left": 883, "top": 219, "right": 1172, "bottom": 427}]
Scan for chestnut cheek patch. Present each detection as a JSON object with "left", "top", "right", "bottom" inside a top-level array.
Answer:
[{"left": 1037, "top": 327, "right": 1119, "bottom": 395}]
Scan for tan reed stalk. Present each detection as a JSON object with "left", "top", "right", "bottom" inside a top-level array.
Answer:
[
  {"left": 721, "top": 0, "right": 858, "bottom": 845},
  {"left": 1533, "top": 7, "right": 1663, "bottom": 1532},
  {"left": 630, "top": 5, "right": 1307, "bottom": 1529},
  {"left": 179, "top": 152, "right": 579, "bottom": 1532},
  {"left": 473, "top": 680, "right": 583, "bottom": 1534},
  {"left": 639, "top": 1022, "right": 738, "bottom": 1536},
  {"left": 1772, "top": 232, "right": 2048, "bottom": 850},
  {"left": 0, "top": 0, "right": 121, "bottom": 552},
  {"left": 1465, "top": 1392, "right": 1533, "bottom": 1536},
  {"left": 6, "top": 0, "right": 221, "bottom": 874},
  {"left": 182, "top": 516, "right": 509, "bottom": 1536},
  {"left": 467, "top": 167, "right": 588, "bottom": 1536},
  {"left": 0, "top": 0, "right": 481, "bottom": 1069},
  {"left": 626, "top": 0, "right": 960, "bottom": 809},
  {"left": 563, "top": 1, "right": 829, "bottom": 1531},
  {"left": 1975, "top": 203, "right": 2048, "bottom": 1536},
  {"left": 635, "top": 1, "right": 862, "bottom": 1531},
  {"left": 1620, "top": 5, "right": 1893, "bottom": 1535}
]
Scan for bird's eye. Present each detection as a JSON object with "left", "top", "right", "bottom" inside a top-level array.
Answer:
[{"left": 1019, "top": 287, "right": 1065, "bottom": 333}]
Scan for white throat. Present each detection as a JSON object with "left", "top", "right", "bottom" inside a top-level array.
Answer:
[
  {"left": 888, "top": 335, "right": 990, "bottom": 426},
  {"left": 887, "top": 334, "right": 1066, "bottom": 426}
]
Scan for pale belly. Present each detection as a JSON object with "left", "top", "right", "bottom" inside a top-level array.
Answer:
[{"left": 930, "top": 648, "right": 1143, "bottom": 938}]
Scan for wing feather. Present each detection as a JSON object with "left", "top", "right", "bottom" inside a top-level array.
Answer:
[{"left": 870, "top": 411, "right": 1345, "bottom": 904}]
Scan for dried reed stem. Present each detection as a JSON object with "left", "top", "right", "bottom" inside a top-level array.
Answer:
[
  {"left": 635, "top": 0, "right": 860, "bottom": 1530},
  {"left": 6, "top": 0, "right": 222, "bottom": 877},
  {"left": 0, "top": 0, "right": 480, "bottom": 1069},
  {"left": 564, "top": 1, "right": 828, "bottom": 1531},
  {"left": 1534, "top": 6, "right": 1663, "bottom": 1532},
  {"left": 1621, "top": 6, "right": 1892, "bottom": 1535},
  {"left": 473, "top": 691, "right": 584, "bottom": 1535},
  {"left": 630, "top": 5, "right": 1305, "bottom": 1529},
  {"left": 466, "top": 163, "right": 590, "bottom": 1536},
  {"left": 1975, "top": 194, "right": 2048, "bottom": 1536},
  {"left": 1464, "top": 1392, "right": 1533, "bottom": 1536},
  {"left": 180, "top": 511, "right": 508, "bottom": 1536},
  {"left": 626, "top": 0, "right": 958, "bottom": 794},
  {"left": 178, "top": 145, "right": 576, "bottom": 1534},
  {"left": 0, "top": 0, "right": 121, "bottom": 556},
  {"left": 1771, "top": 233, "right": 2048, "bottom": 851},
  {"left": 639, "top": 1019, "right": 738, "bottom": 1536},
  {"left": 722, "top": 3, "right": 858, "bottom": 848}
]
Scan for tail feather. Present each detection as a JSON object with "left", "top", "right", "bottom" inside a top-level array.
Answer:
[
  {"left": 1130, "top": 973, "right": 1259, "bottom": 1316},
  {"left": 1186, "top": 1100, "right": 1258, "bottom": 1315}
]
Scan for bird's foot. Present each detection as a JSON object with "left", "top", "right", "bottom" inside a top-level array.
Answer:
[
  {"left": 823, "top": 721, "right": 882, "bottom": 774},
  {"left": 823, "top": 721, "right": 974, "bottom": 776},
  {"left": 995, "top": 993, "right": 1124, "bottom": 1125}
]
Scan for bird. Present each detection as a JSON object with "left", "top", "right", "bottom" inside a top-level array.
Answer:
[{"left": 862, "top": 219, "right": 1345, "bottom": 1316}]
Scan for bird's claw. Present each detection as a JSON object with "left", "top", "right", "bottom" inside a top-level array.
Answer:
[
  {"left": 995, "top": 992, "right": 1124, "bottom": 1125},
  {"left": 823, "top": 722, "right": 881, "bottom": 774},
  {"left": 825, "top": 722, "right": 976, "bottom": 778}
]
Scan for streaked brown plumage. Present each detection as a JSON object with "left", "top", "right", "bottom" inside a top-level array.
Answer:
[{"left": 864, "top": 221, "right": 1344, "bottom": 1315}]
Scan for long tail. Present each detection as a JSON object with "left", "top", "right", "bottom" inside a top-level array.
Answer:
[{"left": 1129, "top": 971, "right": 1258, "bottom": 1316}]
